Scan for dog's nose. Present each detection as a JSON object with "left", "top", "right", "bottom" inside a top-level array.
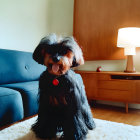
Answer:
[{"left": 52, "top": 56, "right": 60, "bottom": 62}]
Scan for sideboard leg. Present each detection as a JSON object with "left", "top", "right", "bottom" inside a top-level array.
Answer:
[{"left": 125, "top": 103, "right": 128, "bottom": 113}]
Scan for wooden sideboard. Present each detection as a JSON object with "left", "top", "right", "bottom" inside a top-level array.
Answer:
[{"left": 75, "top": 70, "right": 140, "bottom": 113}]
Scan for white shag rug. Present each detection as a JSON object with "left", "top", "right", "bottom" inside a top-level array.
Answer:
[{"left": 0, "top": 116, "right": 140, "bottom": 140}]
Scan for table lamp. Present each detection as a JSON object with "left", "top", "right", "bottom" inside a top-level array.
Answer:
[{"left": 117, "top": 27, "right": 140, "bottom": 73}]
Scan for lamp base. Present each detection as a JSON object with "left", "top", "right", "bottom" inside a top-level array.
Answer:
[
  {"left": 124, "top": 70, "right": 136, "bottom": 73},
  {"left": 124, "top": 55, "right": 136, "bottom": 73}
]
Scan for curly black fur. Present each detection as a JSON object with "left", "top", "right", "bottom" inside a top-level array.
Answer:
[
  {"left": 31, "top": 34, "right": 95, "bottom": 140},
  {"left": 32, "top": 70, "right": 95, "bottom": 140}
]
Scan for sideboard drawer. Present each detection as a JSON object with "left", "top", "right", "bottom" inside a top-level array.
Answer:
[
  {"left": 98, "top": 81, "right": 132, "bottom": 90},
  {"left": 98, "top": 74, "right": 110, "bottom": 80},
  {"left": 98, "top": 89, "right": 132, "bottom": 101},
  {"left": 75, "top": 70, "right": 140, "bottom": 113}
]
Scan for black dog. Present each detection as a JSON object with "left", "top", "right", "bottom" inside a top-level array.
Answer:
[{"left": 32, "top": 34, "right": 95, "bottom": 140}]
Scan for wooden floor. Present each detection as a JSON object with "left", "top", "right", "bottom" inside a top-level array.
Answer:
[{"left": 91, "top": 104, "right": 140, "bottom": 126}]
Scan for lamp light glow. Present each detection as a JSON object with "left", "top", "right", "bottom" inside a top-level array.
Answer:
[
  {"left": 117, "top": 27, "right": 140, "bottom": 73},
  {"left": 117, "top": 27, "right": 140, "bottom": 49}
]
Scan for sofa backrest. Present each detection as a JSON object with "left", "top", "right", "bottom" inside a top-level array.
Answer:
[{"left": 0, "top": 49, "right": 46, "bottom": 85}]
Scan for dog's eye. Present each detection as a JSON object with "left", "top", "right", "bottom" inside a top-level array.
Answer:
[{"left": 61, "top": 50, "right": 67, "bottom": 55}]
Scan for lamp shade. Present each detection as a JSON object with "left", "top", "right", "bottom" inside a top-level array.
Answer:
[{"left": 117, "top": 27, "right": 140, "bottom": 55}]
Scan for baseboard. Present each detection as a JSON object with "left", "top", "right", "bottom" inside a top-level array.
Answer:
[{"left": 97, "top": 100, "right": 140, "bottom": 109}]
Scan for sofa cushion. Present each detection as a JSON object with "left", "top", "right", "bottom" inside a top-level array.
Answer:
[
  {"left": 0, "top": 49, "right": 45, "bottom": 85},
  {"left": 0, "top": 87, "right": 24, "bottom": 127},
  {"left": 1, "top": 81, "right": 39, "bottom": 117}
]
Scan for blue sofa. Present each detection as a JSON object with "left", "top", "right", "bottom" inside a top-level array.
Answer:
[{"left": 0, "top": 49, "right": 45, "bottom": 127}]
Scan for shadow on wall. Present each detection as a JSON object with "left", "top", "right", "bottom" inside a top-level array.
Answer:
[
  {"left": 48, "top": 0, "right": 74, "bottom": 36},
  {"left": 75, "top": 60, "right": 126, "bottom": 72}
]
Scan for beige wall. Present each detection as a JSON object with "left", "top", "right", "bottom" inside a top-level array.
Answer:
[
  {"left": 0, "top": 0, "right": 74, "bottom": 52},
  {"left": 48, "top": 0, "right": 74, "bottom": 36},
  {"left": 0, "top": 0, "right": 50, "bottom": 52}
]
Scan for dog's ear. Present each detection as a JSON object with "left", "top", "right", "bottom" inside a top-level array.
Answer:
[
  {"left": 33, "top": 34, "right": 57, "bottom": 64},
  {"left": 32, "top": 43, "right": 45, "bottom": 65},
  {"left": 72, "top": 41, "right": 84, "bottom": 67},
  {"left": 63, "top": 37, "right": 84, "bottom": 67}
]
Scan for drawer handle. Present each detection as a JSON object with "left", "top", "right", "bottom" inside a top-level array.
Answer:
[{"left": 111, "top": 75, "right": 140, "bottom": 80}]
